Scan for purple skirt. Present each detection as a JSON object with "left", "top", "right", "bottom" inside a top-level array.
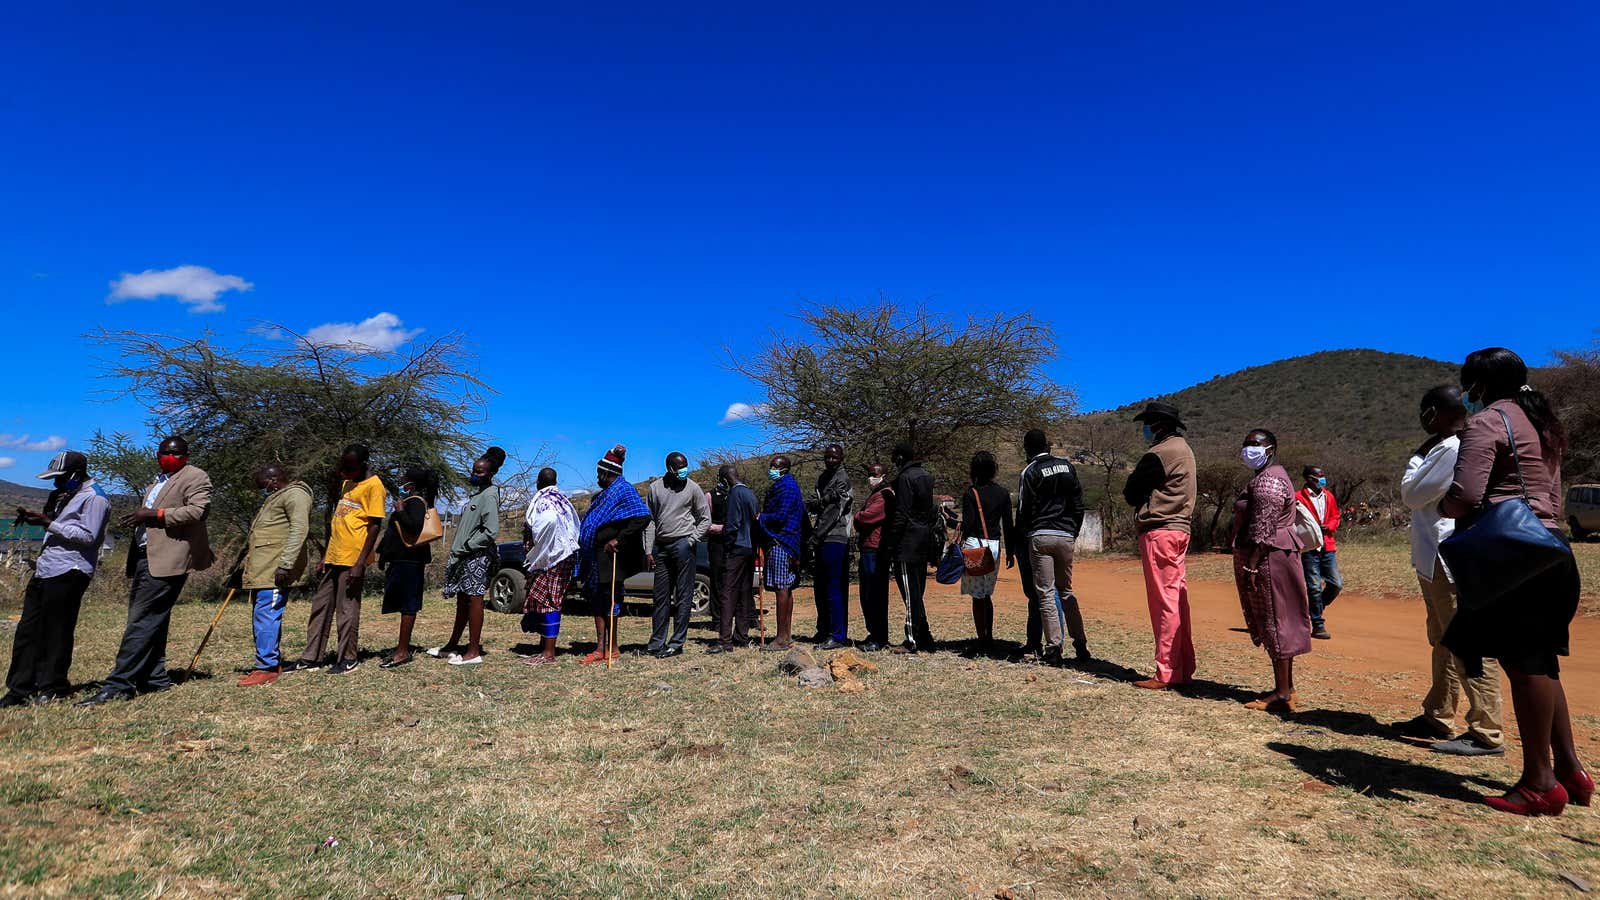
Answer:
[{"left": 1233, "top": 547, "right": 1312, "bottom": 661}]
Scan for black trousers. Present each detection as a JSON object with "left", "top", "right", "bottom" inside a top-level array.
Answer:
[
  {"left": 892, "top": 558, "right": 935, "bottom": 649},
  {"left": 1018, "top": 551, "right": 1042, "bottom": 651},
  {"left": 719, "top": 547, "right": 755, "bottom": 646},
  {"left": 5, "top": 570, "right": 91, "bottom": 698},
  {"left": 103, "top": 555, "right": 188, "bottom": 696},
  {"left": 858, "top": 549, "right": 890, "bottom": 645}
]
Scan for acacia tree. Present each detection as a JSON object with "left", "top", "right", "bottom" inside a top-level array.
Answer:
[
  {"left": 729, "top": 299, "right": 1074, "bottom": 475},
  {"left": 86, "top": 325, "right": 531, "bottom": 547},
  {"left": 1547, "top": 338, "right": 1600, "bottom": 482}
]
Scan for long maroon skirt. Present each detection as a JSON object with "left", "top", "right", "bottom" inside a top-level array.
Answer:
[{"left": 1233, "top": 547, "right": 1312, "bottom": 661}]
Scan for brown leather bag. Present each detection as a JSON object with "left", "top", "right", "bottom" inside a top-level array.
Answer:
[
  {"left": 961, "top": 488, "right": 997, "bottom": 576},
  {"left": 400, "top": 499, "right": 445, "bottom": 548}
]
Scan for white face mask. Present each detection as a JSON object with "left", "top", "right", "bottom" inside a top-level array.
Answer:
[
  {"left": 868, "top": 475, "right": 884, "bottom": 488},
  {"left": 1240, "top": 445, "right": 1273, "bottom": 471}
]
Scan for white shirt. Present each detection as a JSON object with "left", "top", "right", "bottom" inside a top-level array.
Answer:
[
  {"left": 136, "top": 473, "right": 171, "bottom": 549},
  {"left": 1401, "top": 435, "right": 1459, "bottom": 582}
]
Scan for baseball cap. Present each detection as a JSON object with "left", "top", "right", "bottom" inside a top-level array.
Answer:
[{"left": 37, "top": 450, "right": 87, "bottom": 480}]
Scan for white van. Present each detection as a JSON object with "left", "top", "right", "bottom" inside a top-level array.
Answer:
[{"left": 1568, "top": 484, "right": 1600, "bottom": 540}]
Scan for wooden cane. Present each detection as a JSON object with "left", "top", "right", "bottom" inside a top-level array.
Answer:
[
  {"left": 607, "top": 553, "right": 618, "bottom": 669},
  {"left": 186, "top": 586, "right": 238, "bottom": 676},
  {"left": 756, "top": 549, "right": 766, "bottom": 646}
]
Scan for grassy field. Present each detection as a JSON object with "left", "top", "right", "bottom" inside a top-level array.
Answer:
[{"left": 5, "top": 565, "right": 1600, "bottom": 898}]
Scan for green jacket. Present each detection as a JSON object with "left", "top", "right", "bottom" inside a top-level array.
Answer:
[
  {"left": 450, "top": 483, "right": 500, "bottom": 558},
  {"left": 244, "top": 481, "right": 313, "bottom": 589}
]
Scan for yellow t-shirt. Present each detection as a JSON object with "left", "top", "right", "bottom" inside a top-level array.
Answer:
[{"left": 324, "top": 475, "right": 387, "bottom": 566}]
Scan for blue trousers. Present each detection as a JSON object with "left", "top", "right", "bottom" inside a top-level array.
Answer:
[
  {"left": 817, "top": 542, "right": 850, "bottom": 642},
  {"left": 253, "top": 588, "right": 287, "bottom": 669},
  {"left": 858, "top": 549, "right": 889, "bottom": 645},
  {"left": 1302, "top": 550, "right": 1343, "bottom": 627}
]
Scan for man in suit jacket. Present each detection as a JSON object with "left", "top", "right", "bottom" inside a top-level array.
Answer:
[{"left": 80, "top": 435, "right": 214, "bottom": 706}]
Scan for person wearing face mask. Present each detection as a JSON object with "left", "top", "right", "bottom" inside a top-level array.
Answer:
[
  {"left": 708, "top": 464, "right": 761, "bottom": 653},
  {"left": 376, "top": 466, "right": 439, "bottom": 669},
  {"left": 1294, "top": 465, "right": 1342, "bottom": 640},
  {"left": 1439, "top": 348, "right": 1584, "bottom": 816},
  {"left": 807, "top": 443, "right": 854, "bottom": 650},
  {"left": 284, "top": 443, "right": 386, "bottom": 677},
  {"left": 3, "top": 451, "right": 110, "bottom": 708},
  {"left": 236, "top": 465, "right": 311, "bottom": 687},
  {"left": 575, "top": 444, "right": 650, "bottom": 664},
  {"left": 642, "top": 452, "right": 711, "bottom": 658},
  {"left": 1388, "top": 386, "right": 1504, "bottom": 755},
  {"left": 1231, "top": 429, "right": 1312, "bottom": 713},
  {"left": 757, "top": 455, "right": 805, "bottom": 650},
  {"left": 1122, "top": 402, "right": 1198, "bottom": 689},
  {"left": 428, "top": 447, "right": 505, "bottom": 666},
  {"left": 852, "top": 463, "right": 895, "bottom": 652},
  {"left": 81, "top": 436, "right": 215, "bottom": 707}
]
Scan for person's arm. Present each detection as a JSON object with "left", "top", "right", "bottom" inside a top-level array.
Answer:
[
  {"left": 1442, "top": 416, "right": 1496, "bottom": 519},
  {"left": 160, "top": 472, "right": 213, "bottom": 527},
  {"left": 352, "top": 518, "right": 382, "bottom": 578},
  {"left": 1015, "top": 466, "right": 1034, "bottom": 536},
  {"left": 1067, "top": 468, "right": 1085, "bottom": 520},
  {"left": 690, "top": 484, "right": 711, "bottom": 544},
  {"left": 1246, "top": 475, "right": 1285, "bottom": 548},
  {"left": 1401, "top": 442, "right": 1457, "bottom": 511},
  {"left": 854, "top": 490, "right": 885, "bottom": 527},
  {"left": 1325, "top": 490, "right": 1340, "bottom": 535},
  {"left": 960, "top": 490, "right": 979, "bottom": 539},
  {"left": 887, "top": 474, "right": 911, "bottom": 546},
  {"left": 1001, "top": 490, "right": 1016, "bottom": 566},
  {"left": 1121, "top": 452, "right": 1163, "bottom": 509},
  {"left": 642, "top": 483, "right": 659, "bottom": 550},
  {"left": 46, "top": 494, "right": 110, "bottom": 546},
  {"left": 279, "top": 489, "right": 312, "bottom": 575},
  {"left": 395, "top": 495, "right": 426, "bottom": 534}
]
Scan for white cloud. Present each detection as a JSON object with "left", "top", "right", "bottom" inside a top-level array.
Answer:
[
  {"left": 0, "top": 457, "right": 14, "bottom": 469},
  {"left": 303, "top": 312, "right": 423, "bottom": 353},
  {"left": 107, "top": 264, "right": 254, "bottom": 313},
  {"left": 0, "top": 434, "right": 66, "bottom": 452},
  {"left": 720, "top": 402, "right": 768, "bottom": 425}
]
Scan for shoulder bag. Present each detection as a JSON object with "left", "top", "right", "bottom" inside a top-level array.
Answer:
[
  {"left": 1438, "top": 408, "right": 1572, "bottom": 610},
  {"left": 400, "top": 498, "right": 445, "bottom": 548},
  {"left": 962, "top": 488, "right": 998, "bottom": 576}
]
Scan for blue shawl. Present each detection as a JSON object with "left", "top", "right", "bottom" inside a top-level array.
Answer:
[
  {"left": 761, "top": 474, "right": 805, "bottom": 555},
  {"left": 576, "top": 478, "right": 650, "bottom": 590}
]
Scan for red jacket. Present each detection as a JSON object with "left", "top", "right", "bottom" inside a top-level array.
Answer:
[{"left": 1294, "top": 487, "right": 1340, "bottom": 552}]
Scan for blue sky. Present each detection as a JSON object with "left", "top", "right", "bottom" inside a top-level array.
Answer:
[{"left": 3, "top": 3, "right": 1597, "bottom": 487}]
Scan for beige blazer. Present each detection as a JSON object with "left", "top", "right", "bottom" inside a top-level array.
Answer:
[{"left": 127, "top": 464, "right": 216, "bottom": 579}]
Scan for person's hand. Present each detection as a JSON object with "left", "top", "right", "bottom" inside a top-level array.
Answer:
[
  {"left": 316, "top": 562, "right": 327, "bottom": 577},
  {"left": 709, "top": 523, "right": 724, "bottom": 534},
  {"left": 349, "top": 564, "right": 367, "bottom": 592},
  {"left": 1005, "top": 553, "right": 1015, "bottom": 570},
  {"left": 274, "top": 567, "right": 293, "bottom": 590},
  {"left": 119, "top": 507, "right": 159, "bottom": 528},
  {"left": 645, "top": 554, "right": 655, "bottom": 570},
  {"left": 16, "top": 508, "right": 48, "bottom": 527},
  {"left": 603, "top": 538, "right": 619, "bottom": 555},
  {"left": 522, "top": 540, "right": 532, "bottom": 554}
]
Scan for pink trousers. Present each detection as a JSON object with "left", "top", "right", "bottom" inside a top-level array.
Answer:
[{"left": 1141, "top": 530, "right": 1195, "bottom": 684}]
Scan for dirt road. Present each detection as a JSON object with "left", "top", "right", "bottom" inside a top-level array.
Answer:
[{"left": 916, "top": 554, "right": 1599, "bottom": 715}]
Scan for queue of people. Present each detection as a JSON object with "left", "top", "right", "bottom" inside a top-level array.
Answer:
[{"left": 0, "top": 346, "right": 1586, "bottom": 817}]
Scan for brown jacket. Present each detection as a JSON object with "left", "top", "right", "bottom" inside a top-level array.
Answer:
[
  {"left": 127, "top": 464, "right": 216, "bottom": 579},
  {"left": 243, "top": 481, "right": 312, "bottom": 590},
  {"left": 1442, "top": 400, "right": 1563, "bottom": 527},
  {"left": 1122, "top": 435, "right": 1197, "bottom": 534}
]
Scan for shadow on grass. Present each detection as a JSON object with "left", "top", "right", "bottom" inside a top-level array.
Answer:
[
  {"left": 1267, "top": 742, "right": 1510, "bottom": 804},
  {"left": 1175, "top": 679, "right": 1261, "bottom": 704}
]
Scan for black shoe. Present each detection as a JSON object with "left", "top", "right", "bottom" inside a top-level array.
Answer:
[
  {"left": 1042, "top": 646, "right": 1064, "bottom": 667},
  {"left": 706, "top": 644, "right": 733, "bottom": 655},
  {"left": 1072, "top": 640, "right": 1091, "bottom": 662},
  {"left": 1312, "top": 624, "right": 1331, "bottom": 640},
  {"left": 29, "top": 691, "right": 60, "bottom": 706},
  {"left": 818, "top": 639, "right": 848, "bottom": 651},
  {"left": 1390, "top": 714, "right": 1453, "bottom": 740},
  {"left": 858, "top": 640, "right": 886, "bottom": 653},
  {"left": 378, "top": 655, "right": 414, "bottom": 669},
  {"left": 282, "top": 659, "right": 325, "bottom": 674},
  {"left": 807, "top": 633, "right": 827, "bottom": 644},
  {"left": 329, "top": 658, "right": 361, "bottom": 675},
  {"left": 651, "top": 647, "right": 684, "bottom": 659},
  {"left": 0, "top": 693, "right": 28, "bottom": 709},
  {"left": 76, "top": 689, "right": 131, "bottom": 708}
]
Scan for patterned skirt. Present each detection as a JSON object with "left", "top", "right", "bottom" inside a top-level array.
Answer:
[
  {"left": 764, "top": 544, "right": 799, "bottom": 589},
  {"left": 443, "top": 549, "right": 496, "bottom": 599},
  {"left": 524, "top": 553, "right": 576, "bottom": 614},
  {"left": 1233, "top": 547, "right": 1312, "bottom": 661}
]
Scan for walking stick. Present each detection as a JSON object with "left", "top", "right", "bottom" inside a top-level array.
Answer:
[
  {"left": 756, "top": 549, "right": 766, "bottom": 646},
  {"left": 186, "top": 586, "right": 238, "bottom": 677},
  {"left": 607, "top": 553, "right": 618, "bottom": 669}
]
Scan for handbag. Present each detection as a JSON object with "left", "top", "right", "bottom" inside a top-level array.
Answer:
[
  {"left": 935, "top": 538, "right": 965, "bottom": 584},
  {"left": 1438, "top": 408, "right": 1572, "bottom": 611},
  {"left": 961, "top": 488, "right": 997, "bottom": 576},
  {"left": 1292, "top": 500, "right": 1324, "bottom": 553},
  {"left": 400, "top": 500, "right": 444, "bottom": 548}
]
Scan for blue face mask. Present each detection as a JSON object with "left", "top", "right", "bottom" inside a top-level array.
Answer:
[
  {"left": 469, "top": 474, "right": 487, "bottom": 487},
  {"left": 1316, "top": 477, "right": 1327, "bottom": 488},
  {"left": 673, "top": 467, "right": 690, "bottom": 480},
  {"left": 1463, "top": 395, "right": 1485, "bottom": 415},
  {"left": 399, "top": 484, "right": 412, "bottom": 497},
  {"left": 768, "top": 468, "right": 782, "bottom": 481},
  {"left": 259, "top": 486, "right": 271, "bottom": 498},
  {"left": 1141, "top": 424, "right": 1157, "bottom": 444}
]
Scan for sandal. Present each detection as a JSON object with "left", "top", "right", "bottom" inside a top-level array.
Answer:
[
  {"left": 578, "top": 649, "right": 615, "bottom": 665},
  {"left": 447, "top": 653, "right": 484, "bottom": 666},
  {"left": 379, "top": 655, "right": 414, "bottom": 669},
  {"left": 521, "top": 655, "right": 558, "bottom": 667}
]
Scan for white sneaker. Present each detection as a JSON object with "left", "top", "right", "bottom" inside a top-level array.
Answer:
[{"left": 447, "top": 654, "right": 484, "bottom": 666}]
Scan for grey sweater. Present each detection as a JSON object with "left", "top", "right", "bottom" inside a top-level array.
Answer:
[
  {"left": 809, "top": 466, "right": 853, "bottom": 544},
  {"left": 643, "top": 478, "right": 711, "bottom": 547}
]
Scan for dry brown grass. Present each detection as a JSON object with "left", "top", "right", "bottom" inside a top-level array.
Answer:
[{"left": 4, "top": 571, "right": 1600, "bottom": 897}]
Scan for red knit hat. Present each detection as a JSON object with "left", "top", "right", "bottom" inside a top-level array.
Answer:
[{"left": 597, "top": 443, "right": 627, "bottom": 477}]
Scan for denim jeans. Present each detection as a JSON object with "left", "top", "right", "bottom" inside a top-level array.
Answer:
[
  {"left": 817, "top": 542, "right": 850, "bottom": 642},
  {"left": 1302, "top": 549, "right": 1343, "bottom": 627},
  {"left": 648, "top": 538, "right": 697, "bottom": 652},
  {"left": 252, "top": 588, "right": 288, "bottom": 670},
  {"left": 858, "top": 549, "right": 890, "bottom": 646}
]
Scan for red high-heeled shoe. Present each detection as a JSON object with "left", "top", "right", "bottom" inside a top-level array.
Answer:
[
  {"left": 1559, "top": 769, "right": 1594, "bottom": 807},
  {"left": 1486, "top": 783, "right": 1569, "bottom": 817}
]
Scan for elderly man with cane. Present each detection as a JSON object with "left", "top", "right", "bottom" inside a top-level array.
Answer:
[{"left": 236, "top": 464, "right": 312, "bottom": 687}]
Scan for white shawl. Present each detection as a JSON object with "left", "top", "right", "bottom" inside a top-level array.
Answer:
[{"left": 524, "top": 486, "right": 580, "bottom": 572}]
